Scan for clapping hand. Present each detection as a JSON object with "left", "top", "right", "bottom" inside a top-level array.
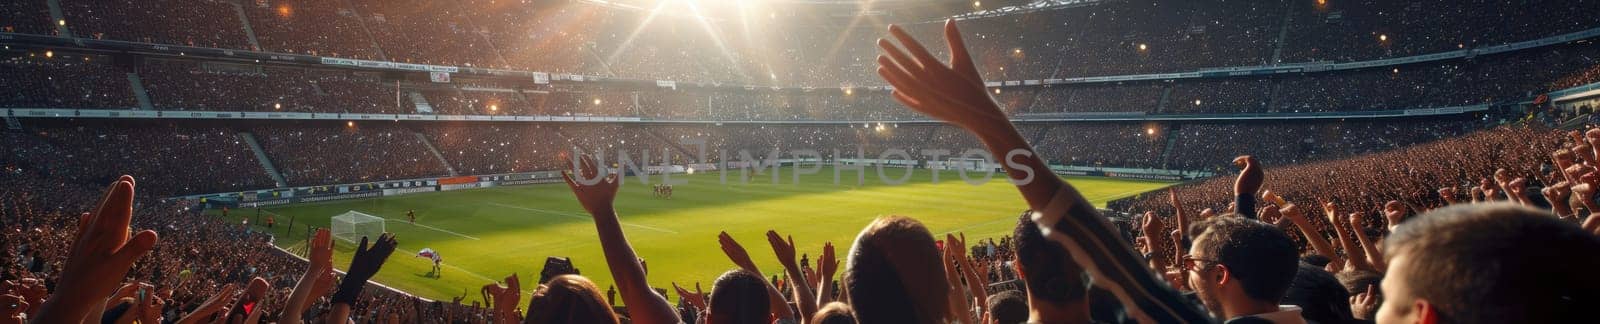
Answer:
[{"left": 32, "top": 176, "right": 159, "bottom": 324}]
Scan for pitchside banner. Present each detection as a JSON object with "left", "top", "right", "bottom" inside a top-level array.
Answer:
[{"left": 430, "top": 72, "right": 451, "bottom": 83}]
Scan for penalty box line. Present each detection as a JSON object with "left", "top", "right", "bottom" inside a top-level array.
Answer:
[
  {"left": 485, "top": 202, "right": 681, "bottom": 234},
  {"left": 261, "top": 210, "right": 480, "bottom": 240}
]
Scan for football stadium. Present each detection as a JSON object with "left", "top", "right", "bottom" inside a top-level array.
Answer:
[{"left": 3, "top": 0, "right": 1600, "bottom": 323}]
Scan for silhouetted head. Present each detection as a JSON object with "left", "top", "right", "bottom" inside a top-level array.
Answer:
[{"left": 844, "top": 215, "right": 950, "bottom": 324}]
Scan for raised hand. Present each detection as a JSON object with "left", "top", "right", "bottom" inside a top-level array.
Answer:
[
  {"left": 1233, "top": 155, "right": 1264, "bottom": 217},
  {"left": 309, "top": 228, "right": 333, "bottom": 272},
  {"left": 1506, "top": 178, "right": 1529, "bottom": 205},
  {"left": 31, "top": 176, "right": 159, "bottom": 324},
  {"left": 482, "top": 274, "right": 521, "bottom": 324},
  {"left": 563, "top": 154, "right": 620, "bottom": 217},
  {"left": 1350, "top": 284, "right": 1378, "bottom": 320},
  {"left": 768, "top": 230, "right": 817, "bottom": 320},
  {"left": 332, "top": 233, "right": 399, "bottom": 305},
  {"left": 1382, "top": 200, "right": 1407, "bottom": 229},
  {"left": 718, "top": 231, "right": 759, "bottom": 273},
  {"left": 1258, "top": 204, "right": 1286, "bottom": 228},
  {"left": 1, "top": 295, "right": 26, "bottom": 324},
  {"left": 1544, "top": 181, "right": 1575, "bottom": 218},
  {"left": 766, "top": 230, "right": 799, "bottom": 267},
  {"left": 816, "top": 242, "right": 839, "bottom": 305},
  {"left": 672, "top": 282, "right": 706, "bottom": 313},
  {"left": 876, "top": 21, "right": 1005, "bottom": 132},
  {"left": 1438, "top": 187, "right": 1459, "bottom": 205},
  {"left": 175, "top": 284, "right": 237, "bottom": 324},
  {"left": 281, "top": 228, "right": 334, "bottom": 324}
]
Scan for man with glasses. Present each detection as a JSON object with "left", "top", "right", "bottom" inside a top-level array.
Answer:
[{"left": 1184, "top": 216, "right": 1304, "bottom": 323}]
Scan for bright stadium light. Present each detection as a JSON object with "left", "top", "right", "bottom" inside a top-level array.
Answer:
[
  {"left": 57, "top": 19, "right": 64, "bottom": 26},
  {"left": 274, "top": 103, "right": 281, "bottom": 110},
  {"left": 1379, "top": 34, "right": 1388, "bottom": 42},
  {"left": 44, "top": 50, "right": 53, "bottom": 58},
  {"left": 489, "top": 104, "right": 499, "bottom": 112},
  {"left": 1138, "top": 43, "right": 1148, "bottom": 51},
  {"left": 593, "top": 98, "right": 602, "bottom": 105}
]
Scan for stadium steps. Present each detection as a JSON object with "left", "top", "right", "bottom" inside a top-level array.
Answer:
[
  {"left": 4, "top": 117, "right": 22, "bottom": 130},
  {"left": 126, "top": 73, "right": 155, "bottom": 110},
  {"left": 414, "top": 132, "right": 459, "bottom": 176},
  {"left": 1158, "top": 124, "right": 1181, "bottom": 169},
  {"left": 586, "top": 46, "right": 618, "bottom": 77},
  {"left": 229, "top": 0, "right": 263, "bottom": 51},
  {"left": 339, "top": 0, "right": 389, "bottom": 60},
  {"left": 1269, "top": 1, "right": 1295, "bottom": 64},
  {"left": 46, "top": 0, "right": 71, "bottom": 37},
  {"left": 408, "top": 91, "right": 434, "bottom": 114},
  {"left": 644, "top": 128, "right": 698, "bottom": 162},
  {"left": 1154, "top": 86, "right": 1173, "bottom": 114},
  {"left": 238, "top": 132, "right": 290, "bottom": 188}
]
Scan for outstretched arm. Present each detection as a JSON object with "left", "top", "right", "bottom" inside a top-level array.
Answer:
[
  {"left": 876, "top": 20, "right": 1208, "bottom": 323},
  {"left": 1233, "top": 156, "right": 1263, "bottom": 219},
  {"left": 718, "top": 232, "right": 797, "bottom": 321},
  {"left": 1280, "top": 202, "right": 1345, "bottom": 272},
  {"left": 564, "top": 155, "right": 679, "bottom": 324},
  {"left": 32, "top": 176, "right": 159, "bottom": 324},
  {"left": 766, "top": 231, "right": 817, "bottom": 321}
]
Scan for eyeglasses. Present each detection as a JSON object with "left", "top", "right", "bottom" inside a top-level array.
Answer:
[{"left": 1180, "top": 254, "right": 1219, "bottom": 272}]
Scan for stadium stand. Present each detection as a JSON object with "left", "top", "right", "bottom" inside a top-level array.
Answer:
[{"left": 5, "top": 1, "right": 1600, "bottom": 323}]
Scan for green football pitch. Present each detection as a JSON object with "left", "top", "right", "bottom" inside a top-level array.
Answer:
[{"left": 216, "top": 167, "right": 1171, "bottom": 304}]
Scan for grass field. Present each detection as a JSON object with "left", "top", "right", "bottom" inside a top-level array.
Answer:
[{"left": 216, "top": 167, "right": 1170, "bottom": 304}]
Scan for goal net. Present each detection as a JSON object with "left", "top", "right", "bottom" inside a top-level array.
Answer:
[{"left": 331, "top": 211, "right": 386, "bottom": 244}]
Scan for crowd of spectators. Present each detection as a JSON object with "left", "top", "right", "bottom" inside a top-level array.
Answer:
[
  {"left": 7, "top": 18, "right": 1600, "bottom": 324},
  {"left": 4, "top": 0, "right": 1597, "bottom": 87},
  {"left": 245, "top": 0, "right": 382, "bottom": 60},
  {"left": 140, "top": 59, "right": 402, "bottom": 114},
  {"left": 0, "top": 0, "right": 51, "bottom": 35},
  {"left": 1163, "top": 118, "right": 1487, "bottom": 172},
  {"left": 0, "top": 172, "right": 503, "bottom": 324},
  {"left": 0, "top": 55, "right": 136, "bottom": 109},
  {"left": 1, "top": 122, "right": 275, "bottom": 197},
  {"left": 422, "top": 124, "right": 566, "bottom": 175},
  {"left": 252, "top": 123, "right": 448, "bottom": 186},
  {"left": 60, "top": 0, "right": 251, "bottom": 50}
]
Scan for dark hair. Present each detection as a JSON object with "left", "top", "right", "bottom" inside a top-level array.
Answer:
[
  {"left": 1334, "top": 270, "right": 1383, "bottom": 298},
  {"left": 1189, "top": 216, "right": 1299, "bottom": 303},
  {"left": 844, "top": 216, "right": 949, "bottom": 324},
  {"left": 811, "top": 302, "right": 858, "bottom": 324},
  {"left": 523, "top": 274, "right": 618, "bottom": 324},
  {"left": 986, "top": 290, "right": 1029, "bottom": 324},
  {"left": 1385, "top": 203, "right": 1600, "bottom": 324},
  {"left": 1282, "top": 263, "right": 1353, "bottom": 324},
  {"left": 1012, "top": 211, "right": 1088, "bottom": 303},
  {"left": 708, "top": 269, "right": 770, "bottom": 324},
  {"left": 100, "top": 298, "right": 136, "bottom": 324}
]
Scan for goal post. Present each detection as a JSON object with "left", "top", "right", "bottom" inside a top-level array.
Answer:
[{"left": 331, "top": 211, "right": 386, "bottom": 244}]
